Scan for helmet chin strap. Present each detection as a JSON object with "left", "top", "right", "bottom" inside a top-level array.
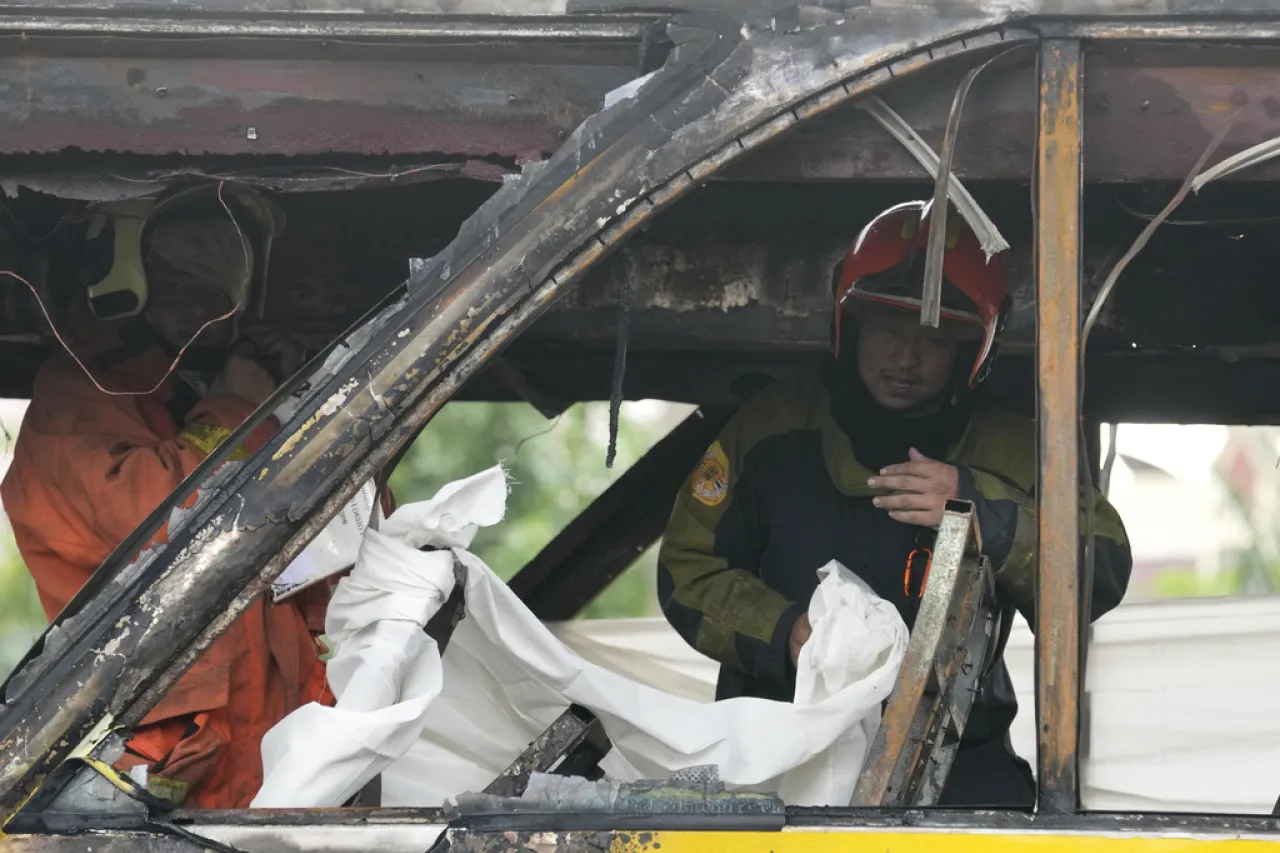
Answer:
[{"left": 947, "top": 340, "right": 983, "bottom": 407}]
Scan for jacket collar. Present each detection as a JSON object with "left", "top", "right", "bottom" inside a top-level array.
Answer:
[{"left": 813, "top": 378, "right": 981, "bottom": 497}]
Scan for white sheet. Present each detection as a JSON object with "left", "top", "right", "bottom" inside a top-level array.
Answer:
[{"left": 255, "top": 466, "right": 908, "bottom": 809}]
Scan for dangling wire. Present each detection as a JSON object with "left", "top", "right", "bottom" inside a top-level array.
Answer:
[
  {"left": 0, "top": 180, "right": 246, "bottom": 398},
  {"left": 0, "top": 268, "right": 239, "bottom": 397},
  {"left": 514, "top": 413, "right": 563, "bottom": 458},
  {"left": 605, "top": 248, "right": 634, "bottom": 469}
]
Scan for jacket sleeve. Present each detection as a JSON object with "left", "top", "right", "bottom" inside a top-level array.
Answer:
[
  {"left": 52, "top": 386, "right": 276, "bottom": 551},
  {"left": 657, "top": 412, "right": 805, "bottom": 691},
  {"left": 956, "top": 465, "right": 1133, "bottom": 626}
]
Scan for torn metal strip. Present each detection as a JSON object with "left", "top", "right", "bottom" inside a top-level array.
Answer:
[
  {"left": 1191, "top": 135, "right": 1280, "bottom": 193},
  {"left": 921, "top": 45, "right": 1025, "bottom": 327},
  {"left": 856, "top": 96, "right": 1009, "bottom": 258}
]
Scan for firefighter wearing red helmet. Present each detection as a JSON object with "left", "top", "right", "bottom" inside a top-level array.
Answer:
[{"left": 660, "top": 201, "right": 1132, "bottom": 807}]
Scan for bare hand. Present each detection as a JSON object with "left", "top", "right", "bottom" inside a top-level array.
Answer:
[
  {"left": 789, "top": 612, "right": 812, "bottom": 667},
  {"left": 210, "top": 343, "right": 278, "bottom": 407},
  {"left": 867, "top": 447, "right": 960, "bottom": 529}
]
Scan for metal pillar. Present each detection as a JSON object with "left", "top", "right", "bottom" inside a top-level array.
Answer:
[{"left": 1034, "top": 38, "right": 1084, "bottom": 815}]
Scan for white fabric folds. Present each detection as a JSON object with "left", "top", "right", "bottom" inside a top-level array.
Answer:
[{"left": 254, "top": 467, "right": 907, "bottom": 809}]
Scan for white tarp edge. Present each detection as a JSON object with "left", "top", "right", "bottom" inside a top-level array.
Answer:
[
  {"left": 554, "top": 603, "right": 1280, "bottom": 815},
  {"left": 254, "top": 466, "right": 908, "bottom": 809}
]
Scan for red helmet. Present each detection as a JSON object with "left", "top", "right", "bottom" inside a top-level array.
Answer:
[{"left": 834, "top": 200, "right": 1009, "bottom": 389}]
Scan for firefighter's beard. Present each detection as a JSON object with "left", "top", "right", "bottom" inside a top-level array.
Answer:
[{"left": 826, "top": 339, "right": 975, "bottom": 471}]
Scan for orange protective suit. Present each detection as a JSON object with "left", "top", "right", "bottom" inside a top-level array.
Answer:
[{"left": 1, "top": 323, "right": 333, "bottom": 809}]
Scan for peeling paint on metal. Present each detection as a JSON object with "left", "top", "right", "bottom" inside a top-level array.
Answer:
[
  {"left": 272, "top": 411, "right": 324, "bottom": 461},
  {"left": 319, "top": 379, "right": 360, "bottom": 419}
]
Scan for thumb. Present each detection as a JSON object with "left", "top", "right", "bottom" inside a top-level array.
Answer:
[{"left": 908, "top": 447, "right": 931, "bottom": 462}]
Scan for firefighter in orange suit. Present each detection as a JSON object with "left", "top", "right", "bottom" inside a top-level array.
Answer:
[{"left": 3, "top": 182, "right": 333, "bottom": 808}]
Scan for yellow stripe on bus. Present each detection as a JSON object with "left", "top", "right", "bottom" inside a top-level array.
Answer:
[{"left": 612, "top": 831, "right": 1280, "bottom": 853}]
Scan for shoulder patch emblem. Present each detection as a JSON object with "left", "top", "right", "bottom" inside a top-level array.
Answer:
[{"left": 692, "top": 441, "right": 730, "bottom": 507}]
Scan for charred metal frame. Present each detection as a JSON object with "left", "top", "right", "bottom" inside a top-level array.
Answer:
[
  {"left": 851, "top": 501, "right": 997, "bottom": 808},
  {"left": 6, "top": 4, "right": 1280, "bottom": 849},
  {"left": 483, "top": 705, "right": 611, "bottom": 800}
]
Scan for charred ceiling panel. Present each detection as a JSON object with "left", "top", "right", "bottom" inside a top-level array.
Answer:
[
  {"left": 529, "top": 180, "right": 1280, "bottom": 355},
  {"left": 727, "top": 45, "right": 1280, "bottom": 182},
  {"left": 0, "top": 56, "right": 632, "bottom": 158},
  {"left": 0, "top": 0, "right": 569, "bottom": 12}
]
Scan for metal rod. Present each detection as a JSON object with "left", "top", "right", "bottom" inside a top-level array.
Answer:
[
  {"left": 920, "top": 45, "right": 1025, "bottom": 327},
  {"left": 1049, "top": 20, "right": 1280, "bottom": 41},
  {"left": 1034, "top": 37, "right": 1083, "bottom": 815}
]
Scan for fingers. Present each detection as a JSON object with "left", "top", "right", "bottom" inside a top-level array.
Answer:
[
  {"left": 874, "top": 492, "right": 944, "bottom": 528},
  {"left": 876, "top": 460, "right": 939, "bottom": 479},
  {"left": 888, "top": 509, "right": 941, "bottom": 528},
  {"left": 789, "top": 612, "right": 812, "bottom": 666},
  {"left": 873, "top": 493, "right": 938, "bottom": 512},
  {"left": 869, "top": 474, "right": 929, "bottom": 492}
]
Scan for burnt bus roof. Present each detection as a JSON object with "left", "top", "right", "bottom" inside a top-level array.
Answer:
[{"left": 4, "top": 3, "right": 1280, "bottom": 847}]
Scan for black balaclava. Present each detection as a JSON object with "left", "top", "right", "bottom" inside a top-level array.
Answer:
[{"left": 822, "top": 318, "right": 982, "bottom": 473}]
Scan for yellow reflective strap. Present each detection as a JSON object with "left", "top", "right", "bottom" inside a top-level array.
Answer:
[
  {"left": 178, "top": 422, "right": 232, "bottom": 456},
  {"left": 145, "top": 775, "right": 190, "bottom": 807},
  {"left": 81, "top": 757, "right": 144, "bottom": 799},
  {"left": 178, "top": 422, "right": 249, "bottom": 462}
]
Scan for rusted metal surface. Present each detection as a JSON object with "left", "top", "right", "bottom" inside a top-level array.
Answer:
[
  {"left": 728, "top": 48, "right": 1280, "bottom": 183},
  {"left": 1033, "top": 37, "right": 1083, "bottom": 815},
  {"left": 9, "top": 16, "right": 1280, "bottom": 169},
  {"left": 3, "top": 42, "right": 1280, "bottom": 174},
  {"left": 509, "top": 407, "right": 731, "bottom": 621},
  {"left": 0, "top": 0, "right": 570, "bottom": 12},
  {"left": 0, "top": 13, "right": 634, "bottom": 38},
  {"left": 0, "top": 56, "right": 633, "bottom": 158},
  {"left": 851, "top": 502, "right": 996, "bottom": 807}
]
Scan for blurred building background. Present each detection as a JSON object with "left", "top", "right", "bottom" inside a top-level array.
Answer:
[{"left": 3, "top": 404, "right": 1280, "bottom": 811}]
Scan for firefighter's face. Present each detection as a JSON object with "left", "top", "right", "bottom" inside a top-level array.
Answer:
[
  {"left": 855, "top": 309, "right": 959, "bottom": 411},
  {"left": 145, "top": 275, "right": 238, "bottom": 350}
]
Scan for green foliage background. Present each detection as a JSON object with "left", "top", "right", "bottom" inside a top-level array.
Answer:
[
  {"left": 0, "top": 400, "right": 682, "bottom": 681},
  {"left": 0, "top": 527, "right": 42, "bottom": 683},
  {"left": 389, "top": 400, "right": 683, "bottom": 619}
]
